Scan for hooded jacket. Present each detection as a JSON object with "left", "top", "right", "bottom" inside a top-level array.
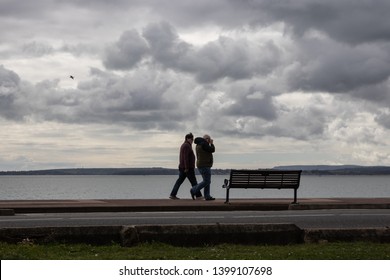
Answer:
[{"left": 194, "top": 137, "right": 215, "bottom": 168}]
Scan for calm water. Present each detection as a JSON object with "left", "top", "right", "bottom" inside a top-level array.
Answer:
[{"left": 0, "top": 175, "right": 389, "bottom": 200}]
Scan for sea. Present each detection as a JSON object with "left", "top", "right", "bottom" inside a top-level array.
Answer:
[{"left": 0, "top": 175, "right": 389, "bottom": 200}]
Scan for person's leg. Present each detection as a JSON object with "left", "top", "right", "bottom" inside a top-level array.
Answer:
[
  {"left": 187, "top": 169, "right": 202, "bottom": 197},
  {"left": 170, "top": 169, "right": 186, "bottom": 197},
  {"left": 191, "top": 167, "right": 207, "bottom": 198},
  {"left": 202, "top": 168, "right": 212, "bottom": 199}
]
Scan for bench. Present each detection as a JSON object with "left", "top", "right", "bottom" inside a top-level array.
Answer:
[{"left": 222, "top": 169, "right": 302, "bottom": 204}]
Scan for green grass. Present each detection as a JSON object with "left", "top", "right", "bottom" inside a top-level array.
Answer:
[{"left": 1, "top": 241, "right": 390, "bottom": 260}]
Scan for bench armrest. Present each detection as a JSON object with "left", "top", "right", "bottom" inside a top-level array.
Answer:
[{"left": 222, "top": 179, "right": 229, "bottom": 188}]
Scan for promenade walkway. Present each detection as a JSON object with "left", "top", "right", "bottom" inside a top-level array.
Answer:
[{"left": 1, "top": 197, "right": 390, "bottom": 214}]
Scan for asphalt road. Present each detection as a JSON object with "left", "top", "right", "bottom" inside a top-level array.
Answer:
[{"left": 1, "top": 209, "right": 390, "bottom": 229}]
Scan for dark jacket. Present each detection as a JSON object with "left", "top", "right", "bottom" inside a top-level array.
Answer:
[
  {"left": 178, "top": 141, "right": 196, "bottom": 170},
  {"left": 194, "top": 137, "right": 215, "bottom": 168}
]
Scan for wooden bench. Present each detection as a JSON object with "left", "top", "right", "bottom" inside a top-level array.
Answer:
[{"left": 222, "top": 169, "right": 302, "bottom": 204}]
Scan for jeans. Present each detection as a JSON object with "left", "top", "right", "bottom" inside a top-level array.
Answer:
[
  {"left": 192, "top": 167, "right": 212, "bottom": 199},
  {"left": 170, "top": 168, "right": 202, "bottom": 197}
]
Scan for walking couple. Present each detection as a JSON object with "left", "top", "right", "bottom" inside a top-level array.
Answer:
[{"left": 169, "top": 133, "right": 216, "bottom": 201}]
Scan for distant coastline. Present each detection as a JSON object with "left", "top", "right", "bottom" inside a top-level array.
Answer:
[
  {"left": 1, "top": 165, "right": 390, "bottom": 175},
  {"left": 274, "top": 165, "right": 390, "bottom": 175}
]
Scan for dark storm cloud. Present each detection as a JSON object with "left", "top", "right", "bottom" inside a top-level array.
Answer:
[
  {"left": 147, "top": 0, "right": 390, "bottom": 45},
  {"left": 103, "top": 30, "right": 149, "bottom": 70},
  {"left": 103, "top": 0, "right": 390, "bottom": 45},
  {"left": 0, "top": 65, "right": 23, "bottom": 120},
  {"left": 352, "top": 81, "right": 390, "bottom": 104},
  {"left": 265, "top": 106, "right": 330, "bottom": 141},
  {"left": 0, "top": 64, "right": 186, "bottom": 130},
  {"left": 287, "top": 38, "right": 390, "bottom": 94},
  {"left": 4, "top": 0, "right": 390, "bottom": 45},
  {"left": 0, "top": 0, "right": 54, "bottom": 17},
  {"left": 130, "top": 1, "right": 390, "bottom": 104},
  {"left": 255, "top": 0, "right": 390, "bottom": 44},
  {"left": 225, "top": 94, "right": 277, "bottom": 121},
  {"left": 93, "top": 0, "right": 390, "bottom": 103},
  {"left": 105, "top": 22, "right": 281, "bottom": 83},
  {"left": 142, "top": 22, "right": 192, "bottom": 70},
  {"left": 48, "top": 69, "right": 180, "bottom": 129},
  {"left": 375, "top": 112, "right": 390, "bottom": 130},
  {"left": 191, "top": 37, "right": 280, "bottom": 83}
]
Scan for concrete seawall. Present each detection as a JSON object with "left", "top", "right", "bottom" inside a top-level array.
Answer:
[{"left": 1, "top": 224, "right": 389, "bottom": 246}]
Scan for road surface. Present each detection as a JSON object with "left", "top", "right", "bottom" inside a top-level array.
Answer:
[{"left": 1, "top": 209, "right": 390, "bottom": 229}]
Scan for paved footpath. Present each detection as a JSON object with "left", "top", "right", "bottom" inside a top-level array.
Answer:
[{"left": 1, "top": 197, "right": 390, "bottom": 214}]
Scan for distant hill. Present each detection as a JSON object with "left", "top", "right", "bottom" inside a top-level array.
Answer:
[
  {"left": 274, "top": 165, "right": 390, "bottom": 175},
  {"left": 274, "top": 165, "right": 361, "bottom": 171},
  {"left": 0, "top": 168, "right": 230, "bottom": 176},
  {"left": 1, "top": 165, "right": 390, "bottom": 175},
  {"left": 0, "top": 168, "right": 177, "bottom": 176}
]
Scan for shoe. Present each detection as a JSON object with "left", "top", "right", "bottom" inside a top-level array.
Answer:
[
  {"left": 169, "top": 195, "right": 180, "bottom": 200},
  {"left": 196, "top": 196, "right": 204, "bottom": 200},
  {"left": 205, "top": 197, "right": 215, "bottom": 201},
  {"left": 190, "top": 189, "right": 195, "bottom": 200}
]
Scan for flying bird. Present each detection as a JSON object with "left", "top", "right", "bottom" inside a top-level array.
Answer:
[{"left": 69, "top": 75, "right": 74, "bottom": 80}]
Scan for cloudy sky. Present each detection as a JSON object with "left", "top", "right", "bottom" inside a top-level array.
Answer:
[{"left": 1, "top": 0, "right": 390, "bottom": 171}]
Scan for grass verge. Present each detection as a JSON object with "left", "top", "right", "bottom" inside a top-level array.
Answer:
[{"left": 1, "top": 241, "right": 390, "bottom": 260}]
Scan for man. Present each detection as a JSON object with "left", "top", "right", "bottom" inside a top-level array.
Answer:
[
  {"left": 169, "top": 133, "right": 203, "bottom": 199},
  {"left": 190, "top": 134, "right": 215, "bottom": 201}
]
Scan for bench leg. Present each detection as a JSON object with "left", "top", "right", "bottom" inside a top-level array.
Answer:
[
  {"left": 225, "top": 188, "right": 230, "bottom": 204},
  {"left": 293, "top": 189, "right": 298, "bottom": 204}
]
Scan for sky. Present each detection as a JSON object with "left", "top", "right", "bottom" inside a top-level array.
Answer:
[{"left": 1, "top": 0, "right": 390, "bottom": 171}]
